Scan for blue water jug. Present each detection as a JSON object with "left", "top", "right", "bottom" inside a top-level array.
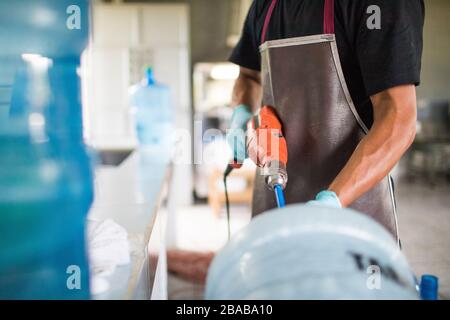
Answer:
[
  {"left": 130, "top": 68, "right": 174, "bottom": 146},
  {"left": 0, "top": 0, "right": 93, "bottom": 299}
]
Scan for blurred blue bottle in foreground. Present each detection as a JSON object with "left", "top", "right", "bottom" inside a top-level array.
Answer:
[
  {"left": 130, "top": 68, "right": 174, "bottom": 146},
  {"left": 0, "top": 0, "right": 93, "bottom": 299}
]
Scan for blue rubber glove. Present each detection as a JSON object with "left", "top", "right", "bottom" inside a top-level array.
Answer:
[
  {"left": 226, "top": 104, "right": 253, "bottom": 164},
  {"left": 306, "top": 190, "right": 342, "bottom": 208}
]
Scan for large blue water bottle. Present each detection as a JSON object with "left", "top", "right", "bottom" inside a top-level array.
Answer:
[
  {"left": 0, "top": 0, "right": 93, "bottom": 299},
  {"left": 130, "top": 68, "right": 174, "bottom": 146}
]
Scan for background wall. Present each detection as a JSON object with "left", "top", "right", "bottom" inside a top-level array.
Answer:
[
  {"left": 124, "top": 0, "right": 449, "bottom": 100},
  {"left": 417, "top": 0, "right": 450, "bottom": 101},
  {"left": 84, "top": 2, "right": 190, "bottom": 150},
  {"left": 122, "top": 0, "right": 247, "bottom": 64},
  {"left": 189, "top": 0, "right": 232, "bottom": 64}
]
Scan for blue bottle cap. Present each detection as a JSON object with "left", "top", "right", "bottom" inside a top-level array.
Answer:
[
  {"left": 420, "top": 274, "right": 439, "bottom": 300},
  {"left": 146, "top": 67, "right": 155, "bottom": 86}
]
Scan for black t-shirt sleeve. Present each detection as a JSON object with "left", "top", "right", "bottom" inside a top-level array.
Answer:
[
  {"left": 354, "top": 0, "right": 424, "bottom": 96},
  {"left": 229, "top": 1, "right": 261, "bottom": 71}
]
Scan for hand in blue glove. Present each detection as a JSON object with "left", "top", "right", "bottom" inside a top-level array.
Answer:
[
  {"left": 306, "top": 190, "right": 342, "bottom": 208},
  {"left": 226, "top": 104, "right": 253, "bottom": 164}
]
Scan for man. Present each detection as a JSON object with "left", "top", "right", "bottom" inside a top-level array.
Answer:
[{"left": 227, "top": 0, "right": 424, "bottom": 242}]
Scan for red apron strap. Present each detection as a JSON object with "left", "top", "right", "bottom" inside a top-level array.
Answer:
[
  {"left": 323, "top": 0, "right": 335, "bottom": 34},
  {"left": 261, "top": 0, "right": 278, "bottom": 45}
]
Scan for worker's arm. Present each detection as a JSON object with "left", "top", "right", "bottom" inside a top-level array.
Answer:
[
  {"left": 226, "top": 67, "right": 262, "bottom": 164},
  {"left": 231, "top": 67, "right": 262, "bottom": 111},
  {"left": 328, "top": 84, "right": 417, "bottom": 207}
]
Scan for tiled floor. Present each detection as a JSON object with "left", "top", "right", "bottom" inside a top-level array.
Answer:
[
  {"left": 168, "top": 182, "right": 450, "bottom": 300},
  {"left": 395, "top": 181, "right": 450, "bottom": 299},
  {"left": 167, "top": 205, "right": 250, "bottom": 300}
]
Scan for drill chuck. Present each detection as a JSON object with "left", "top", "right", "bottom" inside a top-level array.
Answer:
[{"left": 264, "top": 160, "right": 288, "bottom": 190}]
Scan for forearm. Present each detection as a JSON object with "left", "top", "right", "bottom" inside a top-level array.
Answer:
[
  {"left": 329, "top": 85, "right": 417, "bottom": 207},
  {"left": 231, "top": 67, "right": 262, "bottom": 112}
]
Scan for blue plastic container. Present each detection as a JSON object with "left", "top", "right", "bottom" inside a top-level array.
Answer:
[
  {"left": 0, "top": 0, "right": 93, "bottom": 299},
  {"left": 130, "top": 68, "right": 174, "bottom": 146},
  {"left": 420, "top": 275, "right": 439, "bottom": 300}
]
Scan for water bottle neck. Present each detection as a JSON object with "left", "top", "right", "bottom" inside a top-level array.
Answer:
[{"left": 146, "top": 68, "right": 155, "bottom": 86}]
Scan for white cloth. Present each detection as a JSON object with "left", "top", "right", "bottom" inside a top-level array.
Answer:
[{"left": 87, "top": 218, "right": 130, "bottom": 294}]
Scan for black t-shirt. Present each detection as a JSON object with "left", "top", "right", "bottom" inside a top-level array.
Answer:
[{"left": 230, "top": 0, "right": 424, "bottom": 127}]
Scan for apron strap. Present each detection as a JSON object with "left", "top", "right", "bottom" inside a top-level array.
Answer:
[
  {"left": 261, "top": 0, "right": 278, "bottom": 45},
  {"left": 261, "top": 0, "right": 335, "bottom": 45},
  {"left": 323, "top": 0, "right": 335, "bottom": 34}
]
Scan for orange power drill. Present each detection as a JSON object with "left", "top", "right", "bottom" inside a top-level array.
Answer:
[{"left": 225, "top": 105, "right": 288, "bottom": 208}]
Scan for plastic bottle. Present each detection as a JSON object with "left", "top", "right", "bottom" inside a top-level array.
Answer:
[
  {"left": 0, "top": 0, "right": 93, "bottom": 299},
  {"left": 420, "top": 275, "right": 439, "bottom": 300},
  {"left": 130, "top": 68, "right": 174, "bottom": 146},
  {"left": 206, "top": 205, "right": 419, "bottom": 300}
]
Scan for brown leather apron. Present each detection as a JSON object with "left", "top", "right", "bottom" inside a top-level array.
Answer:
[{"left": 252, "top": 0, "right": 400, "bottom": 243}]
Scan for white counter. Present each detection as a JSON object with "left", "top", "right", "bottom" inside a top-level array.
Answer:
[{"left": 88, "top": 147, "right": 172, "bottom": 299}]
